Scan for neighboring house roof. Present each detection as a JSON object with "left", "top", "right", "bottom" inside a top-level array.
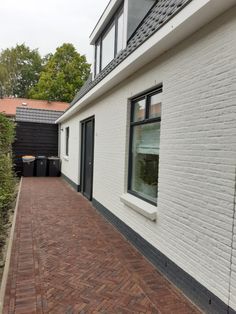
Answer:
[
  {"left": 0, "top": 98, "right": 69, "bottom": 117},
  {"left": 16, "top": 107, "right": 63, "bottom": 124},
  {"left": 71, "top": 0, "right": 192, "bottom": 106}
]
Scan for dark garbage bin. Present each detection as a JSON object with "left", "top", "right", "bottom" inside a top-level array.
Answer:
[
  {"left": 22, "top": 156, "right": 35, "bottom": 177},
  {"left": 48, "top": 157, "right": 61, "bottom": 177},
  {"left": 36, "top": 156, "right": 47, "bottom": 177}
]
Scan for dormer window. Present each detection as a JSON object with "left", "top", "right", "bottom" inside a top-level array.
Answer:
[{"left": 95, "top": 5, "right": 124, "bottom": 76}]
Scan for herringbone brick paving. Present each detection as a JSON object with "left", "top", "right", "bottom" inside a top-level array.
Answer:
[{"left": 3, "top": 178, "right": 201, "bottom": 313}]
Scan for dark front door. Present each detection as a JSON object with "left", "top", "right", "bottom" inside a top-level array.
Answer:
[{"left": 81, "top": 117, "right": 94, "bottom": 200}]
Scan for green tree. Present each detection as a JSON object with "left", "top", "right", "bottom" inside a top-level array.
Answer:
[
  {"left": 0, "top": 44, "right": 42, "bottom": 98},
  {"left": 29, "top": 43, "right": 90, "bottom": 102},
  {"left": 0, "top": 64, "right": 8, "bottom": 98}
]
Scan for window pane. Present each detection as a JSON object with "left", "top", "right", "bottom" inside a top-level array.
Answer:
[
  {"left": 132, "top": 98, "right": 145, "bottom": 122},
  {"left": 131, "top": 122, "right": 160, "bottom": 203},
  {"left": 117, "top": 10, "right": 124, "bottom": 54},
  {"left": 149, "top": 93, "right": 162, "bottom": 119},
  {"left": 102, "top": 23, "right": 115, "bottom": 69},
  {"left": 95, "top": 41, "right": 100, "bottom": 75}
]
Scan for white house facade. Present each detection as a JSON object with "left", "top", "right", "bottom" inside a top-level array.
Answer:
[{"left": 57, "top": 0, "right": 236, "bottom": 313}]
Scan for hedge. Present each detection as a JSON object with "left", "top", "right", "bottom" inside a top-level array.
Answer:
[{"left": 0, "top": 113, "right": 16, "bottom": 222}]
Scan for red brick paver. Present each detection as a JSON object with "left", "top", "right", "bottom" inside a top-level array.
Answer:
[{"left": 3, "top": 178, "right": 201, "bottom": 313}]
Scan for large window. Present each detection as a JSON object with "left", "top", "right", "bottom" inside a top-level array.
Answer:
[
  {"left": 95, "top": 5, "right": 124, "bottom": 76},
  {"left": 128, "top": 87, "right": 162, "bottom": 205},
  {"left": 65, "top": 127, "right": 69, "bottom": 156}
]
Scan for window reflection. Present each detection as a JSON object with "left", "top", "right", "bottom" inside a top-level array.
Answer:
[
  {"left": 117, "top": 10, "right": 124, "bottom": 54},
  {"left": 131, "top": 122, "right": 160, "bottom": 203},
  {"left": 132, "top": 98, "right": 145, "bottom": 122},
  {"left": 101, "top": 23, "right": 115, "bottom": 69},
  {"left": 150, "top": 94, "right": 161, "bottom": 119}
]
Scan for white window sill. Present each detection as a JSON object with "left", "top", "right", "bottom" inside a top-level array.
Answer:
[
  {"left": 63, "top": 156, "right": 69, "bottom": 161},
  {"left": 120, "top": 193, "right": 157, "bottom": 221}
]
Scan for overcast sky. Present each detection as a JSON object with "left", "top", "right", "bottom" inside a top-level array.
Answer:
[{"left": 0, "top": 0, "right": 109, "bottom": 63}]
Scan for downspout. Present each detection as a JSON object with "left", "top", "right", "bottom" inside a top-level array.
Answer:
[{"left": 227, "top": 165, "right": 236, "bottom": 312}]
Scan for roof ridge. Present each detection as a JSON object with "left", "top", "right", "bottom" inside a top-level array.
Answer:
[
  {"left": 0, "top": 98, "right": 69, "bottom": 104},
  {"left": 16, "top": 107, "right": 65, "bottom": 113}
]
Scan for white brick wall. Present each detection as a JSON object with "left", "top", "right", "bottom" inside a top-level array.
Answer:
[
  {"left": 229, "top": 194, "right": 236, "bottom": 310},
  {"left": 60, "top": 120, "right": 80, "bottom": 185},
  {"left": 60, "top": 7, "right": 236, "bottom": 310}
]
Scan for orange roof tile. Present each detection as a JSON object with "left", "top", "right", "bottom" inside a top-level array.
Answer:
[{"left": 0, "top": 98, "right": 69, "bottom": 116}]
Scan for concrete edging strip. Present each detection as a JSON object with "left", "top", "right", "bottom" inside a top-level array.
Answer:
[{"left": 0, "top": 177, "right": 23, "bottom": 311}]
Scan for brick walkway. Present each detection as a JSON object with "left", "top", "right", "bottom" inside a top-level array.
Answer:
[{"left": 3, "top": 178, "right": 201, "bottom": 314}]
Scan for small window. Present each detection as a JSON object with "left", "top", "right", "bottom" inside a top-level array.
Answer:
[
  {"left": 65, "top": 127, "right": 69, "bottom": 156},
  {"left": 149, "top": 93, "right": 161, "bottom": 119},
  {"left": 132, "top": 98, "right": 145, "bottom": 122},
  {"left": 128, "top": 87, "right": 162, "bottom": 205}
]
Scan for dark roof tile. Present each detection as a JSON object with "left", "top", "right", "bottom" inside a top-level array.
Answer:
[{"left": 16, "top": 107, "right": 63, "bottom": 124}]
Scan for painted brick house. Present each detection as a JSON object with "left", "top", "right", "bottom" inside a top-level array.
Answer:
[{"left": 56, "top": 0, "right": 236, "bottom": 313}]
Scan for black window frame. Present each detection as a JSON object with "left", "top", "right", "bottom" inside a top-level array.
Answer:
[
  {"left": 128, "top": 86, "right": 163, "bottom": 206},
  {"left": 65, "top": 127, "right": 69, "bottom": 156},
  {"left": 94, "top": 3, "right": 124, "bottom": 76}
]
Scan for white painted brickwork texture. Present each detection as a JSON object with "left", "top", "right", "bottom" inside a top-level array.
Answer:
[
  {"left": 60, "top": 120, "right": 80, "bottom": 185},
  {"left": 230, "top": 194, "right": 236, "bottom": 309},
  {"left": 60, "top": 8, "right": 236, "bottom": 310}
]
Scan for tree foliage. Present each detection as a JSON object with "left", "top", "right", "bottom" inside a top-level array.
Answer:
[
  {"left": 0, "top": 44, "right": 42, "bottom": 98},
  {"left": 29, "top": 43, "right": 90, "bottom": 102}
]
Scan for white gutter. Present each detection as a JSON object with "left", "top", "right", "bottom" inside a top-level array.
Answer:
[{"left": 56, "top": 0, "right": 236, "bottom": 124}]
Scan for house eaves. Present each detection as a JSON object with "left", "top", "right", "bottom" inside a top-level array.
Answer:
[{"left": 56, "top": 0, "right": 236, "bottom": 124}]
